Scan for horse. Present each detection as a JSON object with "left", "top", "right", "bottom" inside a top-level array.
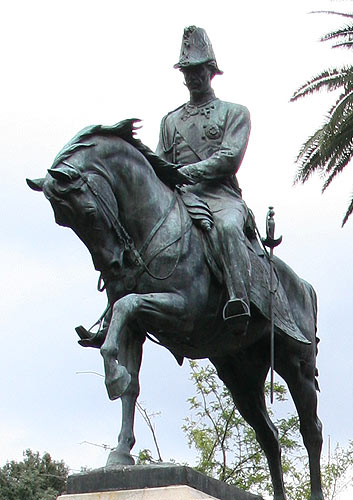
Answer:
[{"left": 27, "top": 120, "right": 324, "bottom": 500}]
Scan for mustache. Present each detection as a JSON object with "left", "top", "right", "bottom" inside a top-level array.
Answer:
[{"left": 184, "top": 77, "right": 202, "bottom": 86}]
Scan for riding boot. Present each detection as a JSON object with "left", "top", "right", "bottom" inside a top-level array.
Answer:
[
  {"left": 76, "top": 325, "right": 107, "bottom": 348},
  {"left": 75, "top": 307, "right": 111, "bottom": 348}
]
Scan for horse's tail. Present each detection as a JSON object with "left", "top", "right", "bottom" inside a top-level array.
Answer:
[{"left": 305, "top": 281, "right": 320, "bottom": 392}]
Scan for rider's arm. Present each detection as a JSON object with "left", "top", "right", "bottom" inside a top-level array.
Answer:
[{"left": 178, "top": 105, "right": 251, "bottom": 182}]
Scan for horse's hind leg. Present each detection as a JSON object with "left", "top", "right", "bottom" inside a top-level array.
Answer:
[
  {"left": 276, "top": 345, "right": 324, "bottom": 500},
  {"left": 211, "top": 345, "right": 287, "bottom": 500},
  {"left": 106, "top": 327, "right": 144, "bottom": 466}
]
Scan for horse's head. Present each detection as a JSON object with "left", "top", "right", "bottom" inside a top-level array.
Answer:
[
  {"left": 27, "top": 120, "right": 176, "bottom": 282},
  {"left": 27, "top": 140, "right": 130, "bottom": 277}
]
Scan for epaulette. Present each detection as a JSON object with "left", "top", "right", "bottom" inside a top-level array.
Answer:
[{"left": 162, "top": 102, "right": 188, "bottom": 120}]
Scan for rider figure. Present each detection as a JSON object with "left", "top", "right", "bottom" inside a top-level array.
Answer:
[
  {"left": 156, "top": 26, "right": 251, "bottom": 334},
  {"left": 77, "top": 25, "right": 252, "bottom": 346}
]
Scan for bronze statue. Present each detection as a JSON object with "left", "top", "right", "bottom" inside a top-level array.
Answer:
[
  {"left": 157, "top": 26, "right": 251, "bottom": 334},
  {"left": 27, "top": 27, "right": 325, "bottom": 500}
]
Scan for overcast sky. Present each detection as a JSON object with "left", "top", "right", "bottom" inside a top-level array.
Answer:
[{"left": 1, "top": 0, "right": 352, "bottom": 498}]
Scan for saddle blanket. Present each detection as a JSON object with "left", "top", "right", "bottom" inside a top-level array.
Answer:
[{"left": 247, "top": 246, "right": 310, "bottom": 343}]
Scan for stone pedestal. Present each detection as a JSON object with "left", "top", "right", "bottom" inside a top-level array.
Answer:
[
  {"left": 58, "top": 464, "right": 263, "bottom": 500},
  {"left": 58, "top": 484, "right": 219, "bottom": 498}
]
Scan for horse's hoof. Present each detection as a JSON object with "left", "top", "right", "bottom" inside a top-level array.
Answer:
[
  {"left": 106, "top": 448, "right": 135, "bottom": 466},
  {"left": 105, "top": 366, "right": 131, "bottom": 400}
]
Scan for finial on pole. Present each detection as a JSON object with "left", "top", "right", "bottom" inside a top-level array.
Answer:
[{"left": 263, "top": 206, "right": 282, "bottom": 249}]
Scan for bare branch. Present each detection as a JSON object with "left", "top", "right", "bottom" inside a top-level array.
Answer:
[{"left": 136, "top": 402, "right": 163, "bottom": 462}]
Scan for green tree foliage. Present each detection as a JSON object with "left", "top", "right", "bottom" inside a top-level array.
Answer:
[
  {"left": 136, "top": 448, "right": 156, "bottom": 465},
  {"left": 183, "top": 361, "right": 353, "bottom": 500},
  {"left": 0, "top": 449, "right": 68, "bottom": 500},
  {"left": 321, "top": 443, "right": 353, "bottom": 500},
  {"left": 291, "top": 10, "right": 353, "bottom": 226}
]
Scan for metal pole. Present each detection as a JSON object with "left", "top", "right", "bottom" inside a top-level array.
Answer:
[
  {"left": 262, "top": 206, "right": 282, "bottom": 404},
  {"left": 269, "top": 245, "right": 275, "bottom": 404}
]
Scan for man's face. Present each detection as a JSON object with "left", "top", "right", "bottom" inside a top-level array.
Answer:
[{"left": 182, "top": 64, "right": 212, "bottom": 94}]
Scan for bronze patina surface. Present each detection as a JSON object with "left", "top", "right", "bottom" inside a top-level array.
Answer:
[{"left": 27, "top": 27, "right": 324, "bottom": 500}]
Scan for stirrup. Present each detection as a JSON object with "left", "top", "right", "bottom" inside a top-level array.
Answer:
[
  {"left": 75, "top": 325, "right": 106, "bottom": 349},
  {"left": 223, "top": 298, "right": 250, "bottom": 321}
]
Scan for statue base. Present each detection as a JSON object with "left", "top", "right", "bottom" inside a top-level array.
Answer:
[{"left": 58, "top": 464, "right": 263, "bottom": 500}]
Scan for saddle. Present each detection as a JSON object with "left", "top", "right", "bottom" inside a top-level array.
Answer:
[
  {"left": 179, "top": 190, "right": 310, "bottom": 344},
  {"left": 110, "top": 122, "right": 309, "bottom": 344}
]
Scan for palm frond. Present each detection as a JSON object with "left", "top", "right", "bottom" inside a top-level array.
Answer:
[
  {"left": 310, "top": 11, "right": 353, "bottom": 20},
  {"left": 290, "top": 67, "right": 352, "bottom": 101},
  {"left": 295, "top": 137, "right": 326, "bottom": 184},
  {"left": 322, "top": 146, "right": 353, "bottom": 191},
  {"left": 342, "top": 193, "right": 353, "bottom": 226},
  {"left": 296, "top": 128, "right": 324, "bottom": 162},
  {"left": 321, "top": 26, "right": 353, "bottom": 43},
  {"left": 328, "top": 87, "right": 353, "bottom": 116},
  {"left": 323, "top": 89, "right": 353, "bottom": 137},
  {"left": 293, "top": 9, "right": 353, "bottom": 225},
  {"left": 295, "top": 84, "right": 353, "bottom": 166},
  {"left": 332, "top": 40, "right": 353, "bottom": 49},
  {"left": 324, "top": 109, "right": 353, "bottom": 148},
  {"left": 301, "top": 108, "right": 353, "bottom": 164},
  {"left": 296, "top": 106, "right": 353, "bottom": 186}
]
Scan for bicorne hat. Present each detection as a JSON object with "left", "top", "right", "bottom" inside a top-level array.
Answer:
[{"left": 174, "top": 26, "right": 223, "bottom": 75}]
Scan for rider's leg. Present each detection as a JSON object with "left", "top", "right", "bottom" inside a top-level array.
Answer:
[
  {"left": 214, "top": 205, "right": 251, "bottom": 332},
  {"left": 76, "top": 306, "right": 111, "bottom": 348}
]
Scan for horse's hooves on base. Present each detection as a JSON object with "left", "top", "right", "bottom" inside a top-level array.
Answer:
[
  {"left": 105, "top": 367, "right": 131, "bottom": 400},
  {"left": 106, "top": 448, "right": 135, "bottom": 466}
]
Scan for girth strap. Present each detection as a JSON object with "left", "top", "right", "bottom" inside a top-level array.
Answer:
[{"left": 139, "top": 192, "right": 177, "bottom": 256}]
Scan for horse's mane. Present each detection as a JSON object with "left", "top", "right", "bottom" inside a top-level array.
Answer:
[{"left": 51, "top": 119, "right": 188, "bottom": 187}]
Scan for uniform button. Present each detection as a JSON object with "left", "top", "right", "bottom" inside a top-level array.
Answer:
[{"left": 201, "top": 136, "right": 206, "bottom": 140}]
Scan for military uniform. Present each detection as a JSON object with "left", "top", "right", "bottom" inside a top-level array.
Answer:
[
  {"left": 156, "top": 96, "right": 252, "bottom": 322},
  {"left": 156, "top": 97, "right": 250, "bottom": 207}
]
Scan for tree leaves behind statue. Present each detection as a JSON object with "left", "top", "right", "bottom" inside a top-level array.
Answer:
[
  {"left": 0, "top": 449, "right": 68, "bottom": 500},
  {"left": 183, "top": 361, "right": 353, "bottom": 500},
  {"left": 291, "top": 10, "right": 353, "bottom": 226}
]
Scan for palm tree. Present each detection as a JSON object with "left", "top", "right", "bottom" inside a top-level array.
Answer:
[{"left": 291, "top": 10, "right": 353, "bottom": 226}]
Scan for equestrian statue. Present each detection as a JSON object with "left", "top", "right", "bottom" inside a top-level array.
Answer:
[{"left": 27, "top": 26, "right": 325, "bottom": 500}]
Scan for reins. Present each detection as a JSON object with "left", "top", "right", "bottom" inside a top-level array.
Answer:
[
  {"left": 138, "top": 194, "right": 189, "bottom": 281},
  {"left": 69, "top": 166, "right": 189, "bottom": 284}
]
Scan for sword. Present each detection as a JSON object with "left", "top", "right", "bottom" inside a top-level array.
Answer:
[{"left": 262, "top": 207, "right": 282, "bottom": 404}]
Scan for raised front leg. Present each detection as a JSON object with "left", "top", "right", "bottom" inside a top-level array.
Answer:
[
  {"left": 100, "top": 292, "right": 187, "bottom": 400},
  {"left": 106, "top": 327, "right": 144, "bottom": 466}
]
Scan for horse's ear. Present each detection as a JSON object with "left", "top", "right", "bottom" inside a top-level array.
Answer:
[
  {"left": 47, "top": 168, "right": 72, "bottom": 182},
  {"left": 26, "top": 178, "right": 45, "bottom": 191},
  {"left": 47, "top": 165, "right": 79, "bottom": 182}
]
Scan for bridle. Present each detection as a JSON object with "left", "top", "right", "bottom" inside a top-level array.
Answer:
[{"left": 59, "top": 162, "right": 191, "bottom": 287}]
